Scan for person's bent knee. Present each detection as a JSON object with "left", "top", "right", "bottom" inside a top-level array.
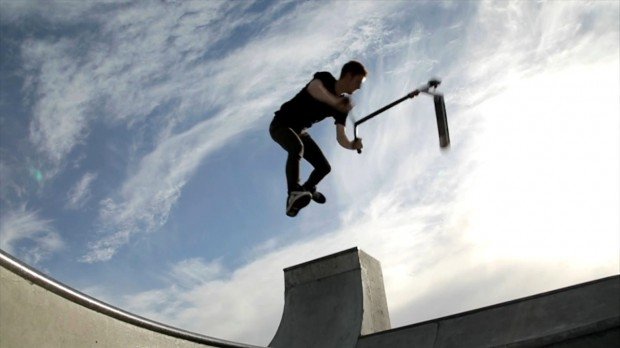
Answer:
[{"left": 320, "top": 163, "right": 331, "bottom": 176}]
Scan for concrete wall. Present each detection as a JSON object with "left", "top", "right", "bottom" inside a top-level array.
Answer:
[
  {"left": 0, "top": 250, "right": 264, "bottom": 348},
  {"left": 2, "top": 246, "right": 618, "bottom": 348},
  {"left": 357, "top": 275, "right": 620, "bottom": 348},
  {"left": 268, "top": 248, "right": 618, "bottom": 348}
]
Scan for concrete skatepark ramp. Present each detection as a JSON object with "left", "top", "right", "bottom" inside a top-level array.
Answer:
[
  {"left": 0, "top": 250, "right": 266, "bottom": 348},
  {"left": 270, "top": 248, "right": 391, "bottom": 348},
  {"left": 269, "top": 247, "right": 619, "bottom": 347},
  {"left": 2, "top": 247, "right": 619, "bottom": 347}
]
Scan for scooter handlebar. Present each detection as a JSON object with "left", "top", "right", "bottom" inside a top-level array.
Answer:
[
  {"left": 353, "top": 78, "right": 442, "bottom": 155},
  {"left": 413, "top": 79, "right": 442, "bottom": 96}
]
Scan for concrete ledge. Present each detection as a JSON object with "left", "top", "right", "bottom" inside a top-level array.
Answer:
[
  {"left": 357, "top": 275, "right": 620, "bottom": 348},
  {"left": 284, "top": 247, "right": 362, "bottom": 288}
]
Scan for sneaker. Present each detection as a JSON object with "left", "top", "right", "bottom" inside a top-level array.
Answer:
[
  {"left": 286, "top": 191, "right": 312, "bottom": 217},
  {"left": 311, "top": 191, "right": 326, "bottom": 204}
]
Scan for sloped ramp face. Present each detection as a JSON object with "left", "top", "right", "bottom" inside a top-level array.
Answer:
[
  {"left": 270, "top": 247, "right": 391, "bottom": 348},
  {"left": 0, "top": 250, "right": 266, "bottom": 348}
]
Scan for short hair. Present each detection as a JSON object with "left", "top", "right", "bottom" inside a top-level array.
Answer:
[{"left": 340, "top": 60, "right": 367, "bottom": 78}]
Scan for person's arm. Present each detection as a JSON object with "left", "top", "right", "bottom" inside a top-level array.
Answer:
[
  {"left": 307, "top": 79, "right": 352, "bottom": 113},
  {"left": 336, "top": 124, "right": 363, "bottom": 151}
]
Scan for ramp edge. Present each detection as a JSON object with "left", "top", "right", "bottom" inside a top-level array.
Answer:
[{"left": 0, "top": 249, "right": 266, "bottom": 348}]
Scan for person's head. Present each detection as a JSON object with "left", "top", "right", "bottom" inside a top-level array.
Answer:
[{"left": 339, "top": 60, "right": 367, "bottom": 94}]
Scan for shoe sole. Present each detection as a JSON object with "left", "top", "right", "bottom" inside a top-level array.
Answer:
[
  {"left": 286, "top": 194, "right": 312, "bottom": 217},
  {"left": 286, "top": 208, "right": 299, "bottom": 217}
]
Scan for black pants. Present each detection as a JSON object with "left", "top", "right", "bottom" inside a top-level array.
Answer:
[{"left": 270, "top": 122, "right": 331, "bottom": 194}]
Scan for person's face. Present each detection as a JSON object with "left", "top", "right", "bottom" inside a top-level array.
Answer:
[{"left": 344, "top": 74, "right": 365, "bottom": 94}]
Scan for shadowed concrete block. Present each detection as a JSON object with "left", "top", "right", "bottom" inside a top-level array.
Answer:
[
  {"left": 357, "top": 275, "right": 620, "bottom": 348},
  {"left": 270, "top": 247, "right": 390, "bottom": 348},
  {"left": 357, "top": 322, "right": 438, "bottom": 348}
]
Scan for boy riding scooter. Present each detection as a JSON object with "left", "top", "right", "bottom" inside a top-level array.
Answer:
[{"left": 269, "top": 61, "right": 366, "bottom": 217}]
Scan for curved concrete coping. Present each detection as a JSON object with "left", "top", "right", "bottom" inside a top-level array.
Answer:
[{"left": 0, "top": 249, "right": 266, "bottom": 348}]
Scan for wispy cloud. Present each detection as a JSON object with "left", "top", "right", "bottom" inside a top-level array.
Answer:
[
  {"left": 66, "top": 172, "right": 97, "bottom": 210},
  {"left": 21, "top": 2, "right": 238, "bottom": 169},
  {"left": 23, "top": 38, "right": 93, "bottom": 170},
  {"left": 0, "top": 0, "right": 108, "bottom": 24},
  {"left": 0, "top": 206, "right": 64, "bottom": 264},
  {"left": 168, "top": 257, "right": 225, "bottom": 287},
  {"left": 80, "top": 0, "right": 408, "bottom": 262},
  {"left": 104, "top": 1, "right": 620, "bottom": 344}
]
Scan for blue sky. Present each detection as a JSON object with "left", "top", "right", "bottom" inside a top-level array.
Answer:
[{"left": 1, "top": 0, "right": 618, "bottom": 345}]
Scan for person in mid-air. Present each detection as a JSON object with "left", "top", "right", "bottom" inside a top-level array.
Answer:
[{"left": 270, "top": 60, "right": 367, "bottom": 217}]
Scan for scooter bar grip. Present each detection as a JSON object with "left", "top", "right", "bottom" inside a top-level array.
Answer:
[{"left": 353, "top": 126, "right": 362, "bottom": 154}]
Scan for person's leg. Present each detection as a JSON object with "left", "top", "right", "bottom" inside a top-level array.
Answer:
[
  {"left": 299, "top": 132, "right": 330, "bottom": 203},
  {"left": 269, "top": 123, "right": 312, "bottom": 216},
  {"left": 269, "top": 124, "right": 304, "bottom": 193}
]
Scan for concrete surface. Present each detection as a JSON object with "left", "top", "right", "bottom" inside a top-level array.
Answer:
[
  {"left": 357, "top": 275, "right": 620, "bottom": 348},
  {"left": 0, "top": 250, "right": 265, "bottom": 348},
  {"left": 270, "top": 248, "right": 618, "bottom": 347},
  {"left": 269, "top": 247, "right": 390, "bottom": 348},
  {"left": 2, "top": 246, "right": 618, "bottom": 348}
]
